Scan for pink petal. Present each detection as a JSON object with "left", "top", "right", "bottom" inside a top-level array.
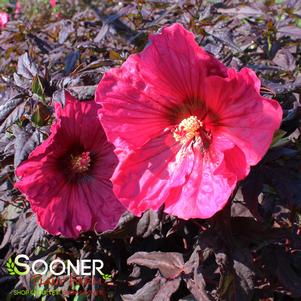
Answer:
[
  {"left": 81, "top": 178, "right": 125, "bottom": 232},
  {"left": 96, "top": 23, "right": 227, "bottom": 149},
  {"left": 0, "top": 12, "right": 9, "bottom": 29},
  {"left": 164, "top": 150, "right": 237, "bottom": 219},
  {"left": 203, "top": 68, "right": 282, "bottom": 165},
  {"left": 113, "top": 133, "right": 181, "bottom": 216}
]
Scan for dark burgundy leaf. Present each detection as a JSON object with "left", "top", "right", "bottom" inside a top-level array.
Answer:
[
  {"left": 209, "top": 30, "right": 241, "bottom": 52},
  {"left": 185, "top": 277, "right": 211, "bottom": 301},
  {"left": 264, "top": 166, "right": 301, "bottom": 208},
  {"left": 17, "top": 53, "right": 38, "bottom": 80},
  {"left": 272, "top": 48, "right": 296, "bottom": 71},
  {"left": 0, "top": 224, "right": 13, "bottom": 249},
  {"left": 184, "top": 248, "right": 212, "bottom": 301},
  {"left": 0, "top": 95, "right": 23, "bottom": 125},
  {"left": 231, "top": 217, "right": 288, "bottom": 244},
  {"left": 122, "top": 276, "right": 180, "bottom": 301},
  {"left": 152, "top": 278, "right": 180, "bottom": 301},
  {"left": 0, "top": 102, "right": 26, "bottom": 133},
  {"left": 101, "top": 211, "right": 137, "bottom": 239},
  {"left": 278, "top": 25, "right": 301, "bottom": 39},
  {"left": 13, "top": 72, "right": 30, "bottom": 88},
  {"left": 121, "top": 277, "right": 161, "bottom": 301},
  {"left": 241, "top": 168, "right": 264, "bottom": 218},
  {"left": 58, "top": 20, "right": 74, "bottom": 44},
  {"left": 232, "top": 248, "right": 255, "bottom": 301},
  {"left": 13, "top": 126, "right": 42, "bottom": 168},
  {"left": 10, "top": 210, "right": 45, "bottom": 254},
  {"left": 217, "top": 6, "right": 263, "bottom": 18},
  {"left": 136, "top": 210, "right": 160, "bottom": 238},
  {"left": 128, "top": 252, "right": 184, "bottom": 279},
  {"left": 52, "top": 89, "right": 66, "bottom": 106},
  {"left": 66, "top": 85, "right": 97, "bottom": 100},
  {"left": 275, "top": 249, "right": 301, "bottom": 297},
  {"left": 94, "top": 23, "right": 110, "bottom": 43},
  {"left": 64, "top": 51, "right": 80, "bottom": 75}
]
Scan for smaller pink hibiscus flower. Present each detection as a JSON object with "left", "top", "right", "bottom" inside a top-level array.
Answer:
[
  {"left": 96, "top": 23, "right": 282, "bottom": 220},
  {"left": 15, "top": 93, "right": 125, "bottom": 238},
  {"left": 15, "top": 2, "right": 21, "bottom": 18},
  {"left": 50, "top": 0, "right": 56, "bottom": 8},
  {"left": 0, "top": 12, "right": 9, "bottom": 29}
]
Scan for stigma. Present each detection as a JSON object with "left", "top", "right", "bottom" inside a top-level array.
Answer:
[
  {"left": 70, "top": 151, "right": 91, "bottom": 173},
  {"left": 173, "top": 116, "right": 204, "bottom": 145}
]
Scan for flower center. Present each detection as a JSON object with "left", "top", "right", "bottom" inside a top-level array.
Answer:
[
  {"left": 70, "top": 151, "right": 91, "bottom": 173},
  {"left": 173, "top": 116, "right": 204, "bottom": 145}
]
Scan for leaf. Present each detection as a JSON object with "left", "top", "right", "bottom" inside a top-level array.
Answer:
[
  {"left": 152, "top": 278, "right": 181, "bottom": 301},
  {"left": 109, "top": 50, "right": 122, "bottom": 60},
  {"left": 13, "top": 72, "right": 30, "bottom": 88},
  {"left": 52, "top": 89, "right": 66, "bottom": 107},
  {"left": 208, "top": 30, "right": 241, "bottom": 52},
  {"left": 122, "top": 276, "right": 180, "bottom": 301},
  {"left": 274, "top": 249, "right": 301, "bottom": 297},
  {"left": 271, "top": 129, "right": 287, "bottom": 146},
  {"left": 122, "top": 277, "right": 161, "bottom": 301},
  {"left": 0, "top": 224, "right": 13, "bottom": 249},
  {"left": 0, "top": 101, "right": 26, "bottom": 133},
  {"left": 128, "top": 252, "right": 184, "bottom": 279},
  {"left": 0, "top": 95, "right": 23, "bottom": 124},
  {"left": 31, "top": 103, "right": 50, "bottom": 126},
  {"left": 32, "top": 75, "right": 45, "bottom": 99},
  {"left": 231, "top": 217, "right": 288, "bottom": 244},
  {"left": 58, "top": 20, "right": 74, "bottom": 44},
  {"left": 66, "top": 86, "right": 96, "bottom": 100},
  {"left": 217, "top": 6, "right": 263, "bottom": 18},
  {"left": 265, "top": 166, "right": 301, "bottom": 208},
  {"left": 10, "top": 210, "right": 46, "bottom": 254},
  {"left": 183, "top": 247, "right": 212, "bottom": 301},
  {"left": 64, "top": 50, "right": 80, "bottom": 75},
  {"left": 278, "top": 25, "right": 301, "bottom": 39},
  {"left": 94, "top": 23, "right": 110, "bottom": 43},
  {"left": 136, "top": 210, "right": 160, "bottom": 238},
  {"left": 13, "top": 126, "right": 42, "bottom": 168},
  {"left": 232, "top": 249, "right": 255, "bottom": 301},
  {"left": 240, "top": 167, "right": 264, "bottom": 218},
  {"left": 17, "top": 52, "right": 38, "bottom": 79},
  {"left": 185, "top": 277, "right": 211, "bottom": 301},
  {"left": 272, "top": 48, "right": 296, "bottom": 71}
]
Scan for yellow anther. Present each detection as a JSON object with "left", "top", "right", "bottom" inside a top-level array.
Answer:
[
  {"left": 173, "top": 116, "right": 203, "bottom": 144},
  {"left": 70, "top": 151, "right": 91, "bottom": 173}
]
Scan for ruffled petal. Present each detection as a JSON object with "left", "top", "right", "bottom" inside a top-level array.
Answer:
[
  {"left": 203, "top": 68, "right": 282, "bottom": 165},
  {"left": 113, "top": 133, "right": 181, "bottom": 215},
  {"left": 34, "top": 184, "right": 93, "bottom": 238},
  {"left": 164, "top": 149, "right": 237, "bottom": 219},
  {"left": 81, "top": 178, "right": 125, "bottom": 232},
  {"left": 96, "top": 23, "right": 227, "bottom": 149},
  {"left": 114, "top": 133, "right": 239, "bottom": 219}
]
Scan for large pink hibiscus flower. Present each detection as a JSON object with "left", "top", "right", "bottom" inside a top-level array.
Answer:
[
  {"left": 15, "top": 93, "right": 125, "bottom": 238},
  {"left": 95, "top": 23, "right": 282, "bottom": 220}
]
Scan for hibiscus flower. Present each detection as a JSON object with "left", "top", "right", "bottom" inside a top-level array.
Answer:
[
  {"left": 0, "top": 12, "right": 9, "bottom": 29},
  {"left": 95, "top": 23, "right": 283, "bottom": 220},
  {"left": 15, "top": 93, "right": 125, "bottom": 238},
  {"left": 50, "top": 0, "right": 56, "bottom": 8}
]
